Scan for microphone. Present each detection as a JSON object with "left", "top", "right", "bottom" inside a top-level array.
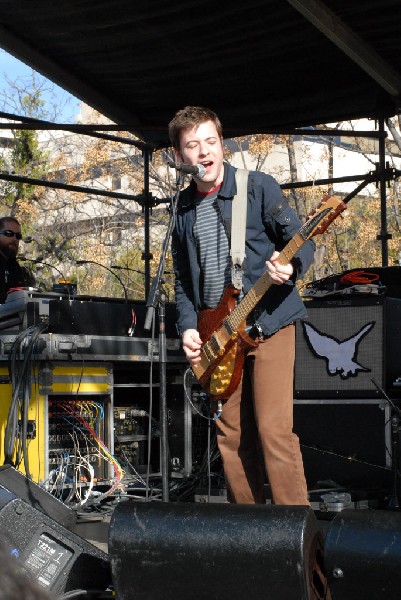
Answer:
[
  {"left": 111, "top": 264, "right": 146, "bottom": 276},
  {"left": 167, "top": 161, "right": 206, "bottom": 179},
  {"left": 19, "top": 257, "right": 68, "bottom": 282}
]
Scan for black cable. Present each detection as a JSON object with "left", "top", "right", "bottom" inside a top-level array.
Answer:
[
  {"left": 21, "top": 321, "right": 48, "bottom": 477},
  {"left": 20, "top": 321, "right": 48, "bottom": 478},
  {"left": 20, "top": 369, "right": 31, "bottom": 476},
  {"left": 4, "top": 325, "right": 36, "bottom": 462},
  {"left": 168, "top": 435, "right": 222, "bottom": 502},
  {"left": 4, "top": 321, "right": 48, "bottom": 472},
  {"left": 56, "top": 589, "right": 114, "bottom": 599},
  {"left": 5, "top": 327, "right": 35, "bottom": 463}
]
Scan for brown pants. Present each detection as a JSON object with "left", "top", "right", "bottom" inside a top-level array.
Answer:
[{"left": 215, "top": 324, "right": 308, "bottom": 505}]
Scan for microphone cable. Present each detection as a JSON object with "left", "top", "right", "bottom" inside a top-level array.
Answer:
[{"left": 4, "top": 320, "right": 48, "bottom": 477}]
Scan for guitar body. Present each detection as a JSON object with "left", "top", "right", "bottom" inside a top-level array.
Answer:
[{"left": 194, "top": 285, "right": 258, "bottom": 401}]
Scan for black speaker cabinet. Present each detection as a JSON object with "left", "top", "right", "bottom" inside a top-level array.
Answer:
[
  {"left": 48, "top": 298, "right": 180, "bottom": 338},
  {"left": 0, "top": 485, "right": 110, "bottom": 595},
  {"left": 0, "top": 465, "right": 76, "bottom": 530},
  {"left": 109, "top": 502, "right": 327, "bottom": 600},
  {"left": 325, "top": 508, "right": 401, "bottom": 600},
  {"left": 293, "top": 400, "right": 392, "bottom": 492},
  {"left": 295, "top": 297, "right": 401, "bottom": 398}
]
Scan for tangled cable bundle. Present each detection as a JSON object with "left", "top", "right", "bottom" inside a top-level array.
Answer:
[{"left": 339, "top": 270, "right": 380, "bottom": 285}]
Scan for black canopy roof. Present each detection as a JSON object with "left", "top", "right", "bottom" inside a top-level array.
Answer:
[{"left": 0, "top": 0, "right": 400, "bottom": 147}]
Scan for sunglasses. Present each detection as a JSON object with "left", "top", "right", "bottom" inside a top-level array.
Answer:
[{"left": 0, "top": 229, "right": 23, "bottom": 240}]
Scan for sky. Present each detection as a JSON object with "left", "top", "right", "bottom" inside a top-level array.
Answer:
[{"left": 0, "top": 49, "right": 80, "bottom": 122}]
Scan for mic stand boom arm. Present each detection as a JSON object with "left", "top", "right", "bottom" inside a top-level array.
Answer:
[{"left": 144, "top": 174, "right": 184, "bottom": 502}]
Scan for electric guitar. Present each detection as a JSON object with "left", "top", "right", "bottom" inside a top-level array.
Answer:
[{"left": 191, "top": 195, "right": 347, "bottom": 400}]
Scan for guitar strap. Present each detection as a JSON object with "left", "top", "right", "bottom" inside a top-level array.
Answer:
[{"left": 230, "top": 168, "right": 248, "bottom": 290}]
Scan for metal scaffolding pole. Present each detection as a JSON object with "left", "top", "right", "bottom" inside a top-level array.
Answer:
[{"left": 377, "top": 116, "right": 392, "bottom": 266}]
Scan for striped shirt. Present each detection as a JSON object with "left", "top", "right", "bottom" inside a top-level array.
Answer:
[{"left": 193, "top": 187, "right": 231, "bottom": 308}]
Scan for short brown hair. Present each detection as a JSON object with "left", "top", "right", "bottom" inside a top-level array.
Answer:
[
  {"left": 0, "top": 216, "right": 20, "bottom": 229},
  {"left": 168, "top": 106, "right": 223, "bottom": 150}
]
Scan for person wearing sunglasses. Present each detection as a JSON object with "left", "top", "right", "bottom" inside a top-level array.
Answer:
[{"left": 0, "top": 216, "right": 35, "bottom": 303}]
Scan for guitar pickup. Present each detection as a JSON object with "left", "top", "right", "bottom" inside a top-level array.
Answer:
[{"left": 224, "top": 320, "right": 235, "bottom": 336}]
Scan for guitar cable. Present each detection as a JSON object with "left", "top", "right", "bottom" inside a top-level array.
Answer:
[{"left": 183, "top": 367, "right": 222, "bottom": 420}]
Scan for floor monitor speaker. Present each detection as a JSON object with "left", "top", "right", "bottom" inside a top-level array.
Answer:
[
  {"left": 0, "top": 465, "right": 76, "bottom": 530},
  {"left": 0, "top": 485, "right": 110, "bottom": 596},
  {"left": 109, "top": 502, "right": 327, "bottom": 600},
  {"left": 325, "top": 508, "right": 401, "bottom": 600}
]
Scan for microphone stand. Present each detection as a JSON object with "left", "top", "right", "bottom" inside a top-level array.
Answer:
[{"left": 144, "top": 173, "right": 184, "bottom": 502}]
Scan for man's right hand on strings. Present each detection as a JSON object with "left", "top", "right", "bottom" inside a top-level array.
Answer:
[{"left": 182, "top": 329, "right": 202, "bottom": 366}]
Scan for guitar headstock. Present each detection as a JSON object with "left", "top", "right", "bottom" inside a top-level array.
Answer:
[{"left": 302, "top": 195, "right": 347, "bottom": 240}]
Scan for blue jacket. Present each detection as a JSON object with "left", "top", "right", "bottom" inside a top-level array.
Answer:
[{"left": 171, "top": 162, "right": 315, "bottom": 336}]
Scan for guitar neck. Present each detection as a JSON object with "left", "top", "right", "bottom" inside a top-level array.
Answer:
[{"left": 225, "top": 232, "right": 305, "bottom": 332}]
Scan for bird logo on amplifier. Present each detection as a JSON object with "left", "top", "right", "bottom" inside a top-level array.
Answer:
[{"left": 302, "top": 321, "right": 375, "bottom": 378}]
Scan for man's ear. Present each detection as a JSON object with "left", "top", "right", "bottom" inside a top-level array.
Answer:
[{"left": 173, "top": 149, "right": 184, "bottom": 164}]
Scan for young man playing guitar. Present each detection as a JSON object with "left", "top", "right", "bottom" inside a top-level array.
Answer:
[{"left": 169, "top": 106, "right": 315, "bottom": 505}]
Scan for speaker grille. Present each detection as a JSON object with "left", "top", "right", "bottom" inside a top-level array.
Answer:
[
  {"left": 295, "top": 297, "right": 401, "bottom": 398},
  {"left": 294, "top": 401, "right": 391, "bottom": 491}
]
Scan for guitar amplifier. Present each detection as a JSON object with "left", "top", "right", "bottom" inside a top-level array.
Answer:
[{"left": 295, "top": 296, "right": 401, "bottom": 398}]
